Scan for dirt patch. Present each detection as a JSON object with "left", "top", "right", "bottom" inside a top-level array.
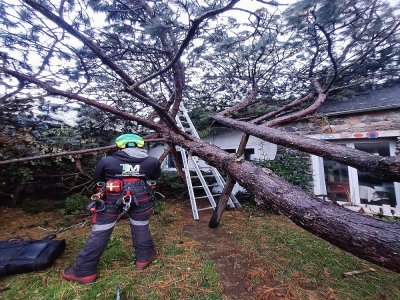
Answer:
[
  {"left": 184, "top": 208, "right": 292, "bottom": 300},
  {"left": 0, "top": 207, "right": 90, "bottom": 241}
]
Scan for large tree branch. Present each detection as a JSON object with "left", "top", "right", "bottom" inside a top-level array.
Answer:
[
  {"left": 219, "top": 87, "right": 258, "bottom": 116},
  {"left": 0, "top": 145, "right": 117, "bottom": 166},
  {"left": 308, "top": 27, "right": 321, "bottom": 79},
  {"left": 0, "top": 138, "right": 166, "bottom": 165},
  {"left": 0, "top": 67, "right": 161, "bottom": 131},
  {"left": 315, "top": 23, "right": 338, "bottom": 92},
  {"left": 264, "top": 93, "right": 327, "bottom": 127},
  {"left": 252, "top": 92, "right": 316, "bottom": 124},
  {"left": 132, "top": 0, "right": 241, "bottom": 88},
  {"left": 211, "top": 114, "right": 400, "bottom": 182}
]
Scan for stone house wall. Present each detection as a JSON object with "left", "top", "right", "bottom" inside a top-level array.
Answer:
[{"left": 280, "top": 109, "right": 400, "bottom": 136}]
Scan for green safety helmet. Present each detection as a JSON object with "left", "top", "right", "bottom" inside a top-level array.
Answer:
[{"left": 115, "top": 134, "right": 145, "bottom": 148}]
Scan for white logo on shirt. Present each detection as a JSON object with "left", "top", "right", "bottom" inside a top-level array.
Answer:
[{"left": 119, "top": 164, "right": 140, "bottom": 176}]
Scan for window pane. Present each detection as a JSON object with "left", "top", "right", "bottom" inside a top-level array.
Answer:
[
  {"left": 244, "top": 149, "right": 255, "bottom": 160},
  {"left": 324, "top": 159, "right": 350, "bottom": 202},
  {"left": 167, "top": 151, "right": 183, "bottom": 168},
  {"left": 224, "top": 148, "right": 255, "bottom": 161},
  {"left": 355, "top": 141, "right": 396, "bottom": 207}
]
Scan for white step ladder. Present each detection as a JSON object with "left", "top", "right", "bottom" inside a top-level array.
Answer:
[{"left": 175, "top": 105, "right": 241, "bottom": 220}]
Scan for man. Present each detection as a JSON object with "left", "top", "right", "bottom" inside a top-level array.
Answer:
[{"left": 61, "top": 134, "right": 161, "bottom": 284}]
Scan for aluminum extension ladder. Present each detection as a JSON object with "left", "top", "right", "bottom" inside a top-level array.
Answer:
[{"left": 175, "top": 105, "right": 241, "bottom": 220}]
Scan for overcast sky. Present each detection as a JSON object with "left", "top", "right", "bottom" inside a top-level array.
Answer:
[{"left": 278, "top": 0, "right": 400, "bottom": 4}]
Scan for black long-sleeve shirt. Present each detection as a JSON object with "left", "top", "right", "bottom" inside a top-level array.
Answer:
[{"left": 94, "top": 150, "right": 161, "bottom": 182}]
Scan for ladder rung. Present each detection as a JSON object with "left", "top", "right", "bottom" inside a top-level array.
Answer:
[
  {"left": 195, "top": 194, "right": 220, "bottom": 200},
  {"left": 197, "top": 206, "right": 214, "bottom": 211},
  {"left": 192, "top": 183, "right": 220, "bottom": 188},
  {"left": 191, "top": 175, "right": 215, "bottom": 178}
]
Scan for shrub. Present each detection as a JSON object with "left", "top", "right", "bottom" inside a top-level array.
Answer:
[
  {"left": 65, "top": 193, "right": 87, "bottom": 215},
  {"left": 256, "top": 148, "right": 312, "bottom": 190},
  {"left": 156, "top": 171, "right": 187, "bottom": 198}
]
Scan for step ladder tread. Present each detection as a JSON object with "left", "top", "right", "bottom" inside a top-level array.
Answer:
[
  {"left": 195, "top": 194, "right": 221, "bottom": 199},
  {"left": 197, "top": 206, "right": 214, "bottom": 211},
  {"left": 192, "top": 183, "right": 220, "bottom": 188}
]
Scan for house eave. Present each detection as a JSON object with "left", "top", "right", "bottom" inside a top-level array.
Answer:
[{"left": 316, "top": 105, "right": 400, "bottom": 117}]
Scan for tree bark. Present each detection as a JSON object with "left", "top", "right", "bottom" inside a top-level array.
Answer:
[
  {"left": 165, "top": 132, "right": 400, "bottom": 273},
  {"left": 212, "top": 114, "right": 400, "bottom": 182},
  {"left": 209, "top": 176, "right": 236, "bottom": 228}
]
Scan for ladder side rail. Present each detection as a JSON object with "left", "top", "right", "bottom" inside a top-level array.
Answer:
[
  {"left": 178, "top": 147, "right": 200, "bottom": 220},
  {"left": 175, "top": 111, "right": 199, "bottom": 138},
  {"left": 179, "top": 105, "right": 201, "bottom": 139},
  {"left": 189, "top": 155, "right": 217, "bottom": 209},
  {"left": 175, "top": 115, "right": 187, "bottom": 131},
  {"left": 228, "top": 190, "right": 241, "bottom": 208}
]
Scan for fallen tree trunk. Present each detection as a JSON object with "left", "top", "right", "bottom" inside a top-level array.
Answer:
[
  {"left": 212, "top": 114, "right": 400, "bottom": 182},
  {"left": 166, "top": 132, "right": 400, "bottom": 273}
]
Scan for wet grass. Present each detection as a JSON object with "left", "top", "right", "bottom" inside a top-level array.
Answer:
[
  {"left": 1, "top": 200, "right": 399, "bottom": 299},
  {"left": 0, "top": 201, "right": 222, "bottom": 300},
  {"left": 223, "top": 207, "right": 400, "bottom": 300}
]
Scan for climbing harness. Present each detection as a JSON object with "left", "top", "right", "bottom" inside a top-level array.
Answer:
[{"left": 87, "top": 179, "right": 156, "bottom": 214}]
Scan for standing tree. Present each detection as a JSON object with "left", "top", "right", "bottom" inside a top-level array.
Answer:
[{"left": 1, "top": 0, "right": 400, "bottom": 272}]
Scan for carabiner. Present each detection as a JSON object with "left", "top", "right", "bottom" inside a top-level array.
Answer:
[
  {"left": 122, "top": 195, "right": 132, "bottom": 211},
  {"left": 91, "top": 192, "right": 103, "bottom": 201}
]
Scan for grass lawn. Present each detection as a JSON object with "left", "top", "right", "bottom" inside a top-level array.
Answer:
[
  {"left": 0, "top": 200, "right": 399, "bottom": 299},
  {"left": 224, "top": 202, "right": 400, "bottom": 300}
]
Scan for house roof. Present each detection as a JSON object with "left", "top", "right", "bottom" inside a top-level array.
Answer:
[{"left": 317, "top": 84, "right": 400, "bottom": 116}]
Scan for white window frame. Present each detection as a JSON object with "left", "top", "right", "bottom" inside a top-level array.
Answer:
[{"left": 310, "top": 132, "right": 400, "bottom": 216}]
